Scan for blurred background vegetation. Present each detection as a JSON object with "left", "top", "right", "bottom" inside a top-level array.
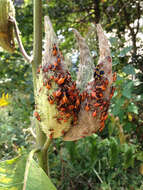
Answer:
[{"left": 0, "top": 0, "right": 143, "bottom": 189}]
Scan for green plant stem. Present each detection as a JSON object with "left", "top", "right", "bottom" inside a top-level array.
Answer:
[
  {"left": 32, "top": 0, "right": 42, "bottom": 90},
  {"left": 32, "top": 0, "right": 47, "bottom": 171},
  {"left": 41, "top": 138, "right": 52, "bottom": 175}
]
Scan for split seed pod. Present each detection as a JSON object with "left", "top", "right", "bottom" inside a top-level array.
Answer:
[
  {"left": 35, "top": 16, "right": 80, "bottom": 139},
  {"left": 63, "top": 24, "right": 115, "bottom": 141},
  {"left": 0, "top": 0, "right": 15, "bottom": 52}
]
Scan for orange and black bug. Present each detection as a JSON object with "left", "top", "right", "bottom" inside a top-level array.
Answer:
[
  {"left": 57, "top": 56, "right": 61, "bottom": 63},
  {"left": 99, "top": 121, "right": 105, "bottom": 131},
  {"left": 49, "top": 133, "right": 53, "bottom": 139},
  {"left": 94, "top": 103, "right": 100, "bottom": 107},
  {"left": 62, "top": 93, "right": 69, "bottom": 104},
  {"left": 46, "top": 82, "right": 51, "bottom": 90},
  {"left": 48, "top": 65, "right": 53, "bottom": 70},
  {"left": 113, "top": 72, "right": 117, "bottom": 82},
  {"left": 92, "top": 111, "right": 97, "bottom": 117},
  {"left": 48, "top": 96, "right": 54, "bottom": 104},
  {"left": 53, "top": 61, "right": 58, "bottom": 68},
  {"left": 57, "top": 77, "right": 65, "bottom": 85},
  {"left": 96, "top": 84, "right": 106, "bottom": 91},
  {"left": 103, "top": 114, "right": 108, "bottom": 121},
  {"left": 104, "top": 79, "right": 109, "bottom": 86},
  {"left": 53, "top": 89, "right": 62, "bottom": 97},
  {"left": 91, "top": 91, "right": 96, "bottom": 98},
  {"left": 98, "top": 92, "right": 103, "bottom": 98},
  {"left": 61, "top": 130, "right": 65, "bottom": 135},
  {"left": 50, "top": 75, "right": 54, "bottom": 80},
  {"left": 65, "top": 113, "right": 71, "bottom": 118},
  {"left": 68, "top": 105, "right": 75, "bottom": 110},
  {"left": 81, "top": 91, "right": 88, "bottom": 101},
  {"left": 85, "top": 104, "right": 90, "bottom": 111},
  {"left": 34, "top": 112, "right": 41, "bottom": 121},
  {"left": 37, "top": 67, "right": 40, "bottom": 74},
  {"left": 59, "top": 107, "right": 66, "bottom": 112},
  {"left": 52, "top": 44, "right": 58, "bottom": 56},
  {"left": 34, "top": 111, "right": 39, "bottom": 118},
  {"left": 75, "top": 98, "right": 80, "bottom": 107},
  {"left": 110, "top": 87, "right": 115, "bottom": 99},
  {"left": 54, "top": 76, "right": 59, "bottom": 82},
  {"left": 100, "top": 106, "right": 103, "bottom": 110}
]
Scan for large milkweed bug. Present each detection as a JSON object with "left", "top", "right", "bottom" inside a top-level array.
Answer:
[
  {"left": 62, "top": 93, "right": 69, "bottom": 104},
  {"left": 65, "top": 113, "right": 71, "bottom": 118},
  {"left": 34, "top": 111, "right": 41, "bottom": 121},
  {"left": 110, "top": 87, "right": 115, "bottom": 99},
  {"left": 48, "top": 65, "right": 52, "bottom": 70},
  {"left": 68, "top": 105, "right": 75, "bottom": 110},
  {"left": 52, "top": 44, "right": 58, "bottom": 56},
  {"left": 92, "top": 111, "right": 97, "bottom": 117},
  {"left": 57, "top": 56, "right": 61, "bottom": 63},
  {"left": 113, "top": 72, "right": 117, "bottom": 82},
  {"left": 46, "top": 83, "right": 51, "bottom": 90},
  {"left": 48, "top": 96, "right": 54, "bottom": 104},
  {"left": 37, "top": 67, "right": 40, "bottom": 74},
  {"left": 53, "top": 61, "right": 58, "bottom": 68},
  {"left": 85, "top": 104, "right": 90, "bottom": 111},
  {"left": 57, "top": 77, "right": 65, "bottom": 85},
  {"left": 75, "top": 98, "right": 80, "bottom": 107},
  {"left": 94, "top": 103, "right": 100, "bottom": 107},
  {"left": 91, "top": 91, "right": 96, "bottom": 98},
  {"left": 99, "top": 121, "right": 105, "bottom": 132},
  {"left": 49, "top": 133, "right": 53, "bottom": 139},
  {"left": 53, "top": 89, "right": 62, "bottom": 97}
]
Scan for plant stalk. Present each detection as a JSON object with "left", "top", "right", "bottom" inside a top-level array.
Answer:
[
  {"left": 33, "top": 0, "right": 48, "bottom": 171},
  {"left": 41, "top": 138, "right": 52, "bottom": 175}
]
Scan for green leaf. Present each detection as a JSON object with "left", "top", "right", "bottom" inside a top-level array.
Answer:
[
  {"left": 128, "top": 103, "right": 138, "bottom": 114},
  {"left": 123, "top": 144, "right": 135, "bottom": 169},
  {"left": 122, "top": 81, "right": 133, "bottom": 99},
  {"left": 0, "top": 150, "right": 57, "bottom": 190},
  {"left": 0, "top": 152, "right": 27, "bottom": 190},
  {"left": 109, "top": 37, "right": 118, "bottom": 46},
  {"left": 136, "top": 152, "right": 143, "bottom": 161},
  {"left": 123, "top": 65, "right": 135, "bottom": 75},
  {"left": 109, "top": 137, "right": 119, "bottom": 167},
  {"left": 118, "top": 46, "right": 132, "bottom": 57},
  {"left": 23, "top": 158, "right": 57, "bottom": 190}
]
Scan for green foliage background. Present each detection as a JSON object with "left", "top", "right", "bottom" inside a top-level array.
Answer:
[{"left": 0, "top": 0, "right": 143, "bottom": 189}]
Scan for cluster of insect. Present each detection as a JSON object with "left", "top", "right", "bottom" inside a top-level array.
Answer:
[
  {"left": 84, "top": 58, "right": 116, "bottom": 132},
  {"left": 34, "top": 43, "right": 116, "bottom": 139}
]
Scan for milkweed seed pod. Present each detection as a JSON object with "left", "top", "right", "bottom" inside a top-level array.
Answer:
[
  {"left": 35, "top": 16, "right": 80, "bottom": 139},
  {"left": 0, "top": 0, "right": 15, "bottom": 52},
  {"left": 71, "top": 28, "right": 95, "bottom": 92},
  {"left": 63, "top": 24, "right": 116, "bottom": 141}
]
